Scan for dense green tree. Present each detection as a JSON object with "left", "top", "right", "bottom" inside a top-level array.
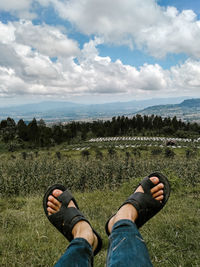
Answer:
[
  {"left": 0, "top": 120, "right": 7, "bottom": 129},
  {"left": 17, "top": 119, "right": 28, "bottom": 141},
  {"left": 136, "top": 114, "right": 143, "bottom": 132},
  {"left": 27, "top": 118, "right": 39, "bottom": 143},
  {"left": 143, "top": 115, "right": 149, "bottom": 129},
  {"left": 1, "top": 117, "right": 16, "bottom": 142},
  {"left": 162, "top": 126, "right": 174, "bottom": 135},
  {"left": 52, "top": 124, "right": 64, "bottom": 144},
  {"left": 172, "top": 116, "right": 179, "bottom": 131},
  {"left": 153, "top": 115, "right": 162, "bottom": 130}
]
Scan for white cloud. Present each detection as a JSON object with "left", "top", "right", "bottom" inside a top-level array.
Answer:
[
  {"left": 0, "top": 20, "right": 80, "bottom": 77},
  {"left": 50, "top": 0, "right": 200, "bottom": 58},
  {"left": 0, "top": 22, "right": 15, "bottom": 43},
  {"left": 0, "top": 25, "right": 200, "bottom": 101},
  {"left": 0, "top": 0, "right": 31, "bottom": 10},
  {"left": 171, "top": 60, "right": 200, "bottom": 90},
  {"left": 14, "top": 20, "right": 80, "bottom": 58},
  {"left": 0, "top": 20, "right": 80, "bottom": 96},
  {"left": 0, "top": 0, "right": 36, "bottom": 19},
  {"left": 1, "top": 0, "right": 200, "bottom": 58},
  {"left": 134, "top": 64, "right": 169, "bottom": 91},
  {"left": 137, "top": 7, "right": 200, "bottom": 58},
  {"left": 0, "top": 0, "right": 32, "bottom": 12},
  {"left": 0, "top": 67, "right": 27, "bottom": 97},
  {"left": 51, "top": 0, "right": 161, "bottom": 43}
]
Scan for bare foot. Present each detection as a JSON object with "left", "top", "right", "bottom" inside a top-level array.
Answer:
[
  {"left": 107, "top": 176, "right": 164, "bottom": 233},
  {"left": 47, "top": 189, "right": 98, "bottom": 252}
]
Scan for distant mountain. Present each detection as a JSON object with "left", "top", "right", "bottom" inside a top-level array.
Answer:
[
  {"left": 179, "top": 98, "right": 200, "bottom": 107},
  {"left": 138, "top": 98, "right": 200, "bottom": 122},
  {"left": 0, "top": 96, "right": 190, "bottom": 122}
]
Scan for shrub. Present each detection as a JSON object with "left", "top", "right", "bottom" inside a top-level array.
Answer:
[
  {"left": 164, "top": 148, "right": 175, "bottom": 158},
  {"left": 95, "top": 149, "right": 103, "bottom": 160},
  {"left": 185, "top": 149, "right": 196, "bottom": 159},
  {"left": 151, "top": 148, "right": 162, "bottom": 156},
  {"left": 0, "top": 150, "right": 199, "bottom": 197},
  {"left": 56, "top": 151, "right": 61, "bottom": 160},
  {"left": 132, "top": 148, "right": 141, "bottom": 157},
  {"left": 21, "top": 152, "right": 27, "bottom": 160},
  {"left": 107, "top": 147, "right": 116, "bottom": 158},
  {"left": 125, "top": 151, "right": 131, "bottom": 159},
  {"left": 81, "top": 150, "right": 90, "bottom": 160}
]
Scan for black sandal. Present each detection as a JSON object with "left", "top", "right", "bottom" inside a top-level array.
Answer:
[
  {"left": 43, "top": 184, "right": 102, "bottom": 256},
  {"left": 105, "top": 172, "right": 170, "bottom": 235}
]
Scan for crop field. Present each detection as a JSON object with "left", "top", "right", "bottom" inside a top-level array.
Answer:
[{"left": 0, "top": 142, "right": 200, "bottom": 266}]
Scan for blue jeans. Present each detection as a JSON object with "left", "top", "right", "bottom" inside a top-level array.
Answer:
[{"left": 55, "top": 220, "right": 153, "bottom": 267}]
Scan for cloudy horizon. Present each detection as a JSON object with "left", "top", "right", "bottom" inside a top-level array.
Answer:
[{"left": 0, "top": 0, "right": 200, "bottom": 106}]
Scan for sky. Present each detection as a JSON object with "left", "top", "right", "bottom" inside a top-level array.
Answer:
[{"left": 0, "top": 0, "right": 200, "bottom": 106}]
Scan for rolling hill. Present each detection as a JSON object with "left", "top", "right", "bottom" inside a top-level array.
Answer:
[{"left": 138, "top": 98, "right": 200, "bottom": 122}]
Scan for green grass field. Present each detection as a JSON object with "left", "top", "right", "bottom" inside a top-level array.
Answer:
[{"left": 0, "top": 145, "right": 200, "bottom": 266}]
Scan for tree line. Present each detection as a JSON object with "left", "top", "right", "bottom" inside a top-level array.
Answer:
[{"left": 0, "top": 115, "right": 200, "bottom": 149}]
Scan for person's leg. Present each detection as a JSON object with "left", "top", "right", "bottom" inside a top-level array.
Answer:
[
  {"left": 106, "top": 220, "right": 152, "bottom": 267},
  {"left": 47, "top": 190, "right": 98, "bottom": 267},
  {"left": 55, "top": 238, "right": 93, "bottom": 267},
  {"left": 106, "top": 176, "right": 165, "bottom": 267}
]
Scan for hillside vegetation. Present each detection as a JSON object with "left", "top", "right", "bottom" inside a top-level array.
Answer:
[
  {"left": 0, "top": 114, "right": 200, "bottom": 153},
  {"left": 140, "top": 98, "right": 200, "bottom": 123}
]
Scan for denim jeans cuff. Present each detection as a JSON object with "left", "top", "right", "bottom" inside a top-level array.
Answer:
[
  {"left": 112, "top": 219, "right": 139, "bottom": 234},
  {"left": 69, "top": 237, "right": 93, "bottom": 255}
]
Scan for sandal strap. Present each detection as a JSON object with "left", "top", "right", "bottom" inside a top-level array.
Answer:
[
  {"left": 131, "top": 192, "right": 162, "bottom": 227},
  {"left": 140, "top": 176, "right": 155, "bottom": 193},
  {"left": 48, "top": 207, "right": 88, "bottom": 241},
  {"left": 121, "top": 190, "right": 161, "bottom": 212},
  {"left": 129, "top": 192, "right": 162, "bottom": 210},
  {"left": 62, "top": 207, "right": 89, "bottom": 241},
  {"left": 57, "top": 190, "right": 79, "bottom": 209}
]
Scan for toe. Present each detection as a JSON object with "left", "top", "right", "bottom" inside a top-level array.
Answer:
[
  {"left": 151, "top": 182, "right": 164, "bottom": 194},
  {"left": 48, "top": 195, "right": 61, "bottom": 208},
  {"left": 47, "top": 189, "right": 63, "bottom": 215},
  {"left": 47, "top": 201, "right": 58, "bottom": 211},
  {"left": 149, "top": 176, "right": 159, "bottom": 185},
  {"left": 149, "top": 177, "right": 164, "bottom": 201},
  {"left": 155, "top": 195, "right": 164, "bottom": 202},
  {"left": 47, "top": 206, "right": 57, "bottom": 215},
  {"left": 52, "top": 189, "right": 63, "bottom": 198},
  {"left": 153, "top": 190, "right": 163, "bottom": 198}
]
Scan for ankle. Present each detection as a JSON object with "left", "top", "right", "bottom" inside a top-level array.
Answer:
[
  {"left": 108, "top": 204, "right": 138, "bottom": 233},
  {"left": 116, "top": 204, "right": 138, "bottom": 222},
  {"left": 72, "top": 221, "right": 95, "bottom": 247}
]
